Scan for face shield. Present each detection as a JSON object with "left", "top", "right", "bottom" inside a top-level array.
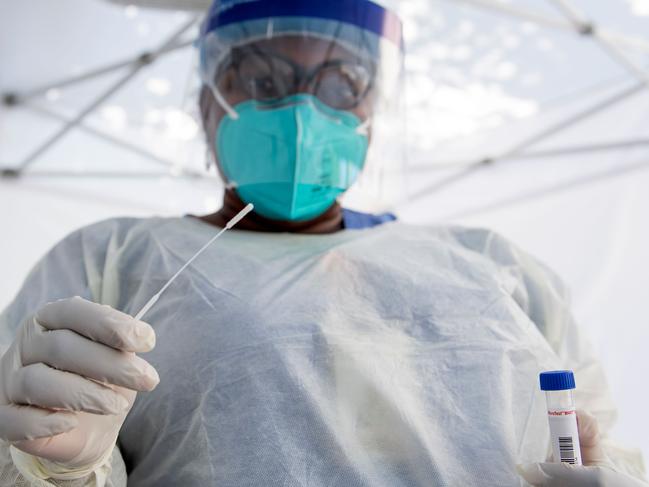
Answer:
[{"left": 198, "top": 0, "right": 405, "bottom": 221}]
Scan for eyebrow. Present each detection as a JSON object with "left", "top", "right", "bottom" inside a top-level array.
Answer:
[{"left": 232, "top": 44, "right": 376, "bottom": 73}]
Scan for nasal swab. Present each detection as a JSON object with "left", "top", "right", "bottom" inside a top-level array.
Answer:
[{"left": 134, "top": 203, "right": 254, "bottom": 321}]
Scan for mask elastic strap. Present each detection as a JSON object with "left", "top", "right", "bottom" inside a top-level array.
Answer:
[
  {"left": 288, "top": 101, "right": 303, "bottom": 217},
  {"left": 205, "top": 146, "right": 213, "bottom": 171},
  {"left": 356, "top": 117, "right": 371, "bottom": 136},
  {"left": 209, "top": 84, "right": 239, "bottom": 120}
]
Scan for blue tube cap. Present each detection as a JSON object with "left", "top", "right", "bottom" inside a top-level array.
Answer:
[{"left": 540, "top": 370, "right": 576, "bottom": 391}]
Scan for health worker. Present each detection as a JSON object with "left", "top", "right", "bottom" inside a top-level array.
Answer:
[{"left": 0, "top": 1, "right": 646, "bottom": 486}]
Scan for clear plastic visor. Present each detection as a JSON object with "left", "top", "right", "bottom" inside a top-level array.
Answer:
[{"left": 198, "top": 17, "right": 406, "bottom": 212}]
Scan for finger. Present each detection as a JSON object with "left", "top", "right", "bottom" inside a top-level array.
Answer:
[
  {"left": 520, "top": 462, "right": 603, "bottom": 487},
  {"left": 12, "top": 411, "right": 121, "bottom": 465},
  {"left": 36, "top": 297, "right": 155, "bottom": 353},
  {"left": 0, "top": 404, "right": 78, "bottom": 442},
  {"left": 576, "top": 410, "right": 611, "bottom": 467},
  {"left": 22, "top": 326, "right": 159, "bottom": 392},
  {"left": 517, "top": 463, "right": 551, "bottom": 486},
  {"left": 8, "top": 363, "right": 131, "bottom": 415},
  {"left": 576, "top": 410, "right": 600, "bottom": 446}
]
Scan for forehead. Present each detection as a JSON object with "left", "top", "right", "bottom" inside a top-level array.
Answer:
[{"left": 236, "top": 36, "right": 367, "bottom": 66}]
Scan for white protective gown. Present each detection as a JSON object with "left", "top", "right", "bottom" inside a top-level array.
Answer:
[{"left": 0, "top": 217, "right": 644, "bottom": 486}]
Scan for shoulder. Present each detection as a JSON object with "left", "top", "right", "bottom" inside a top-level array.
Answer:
[
  {"left": 70, "top": 216, "right": 177, "bottom": 249},
  {"left": 387, "top": 222, "right": 567, "bottom": 297},
  {"left": 380, "top": 222, "right": 505, "bottom": 255},
  {"left": 76, "top": 216, "right": 167, "bottom": 239},
  {"left": 432, "top": 225, "right": 516, "bottom": 257},
  {"left": 45, "top": 216, "right": 182, "bottom": 275},
  {"left": 437, "top": 224, "right": 571, "bottom": 338},
  {"left": 425, "top": 224, "right": 554, "bottom": 272}
]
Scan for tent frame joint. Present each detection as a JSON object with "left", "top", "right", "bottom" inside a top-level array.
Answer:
[
  {"left": 2, "top": 93, "right": 20, "bottom": 107},
  {"left": 0, "top": 168, "right": 22, "bottom": 179},
  {"left": 137, "top": 51, "right": 156, "bottom": 66},
  {"left": 578, "top": 22, "right": 596, "bottom": 36}
]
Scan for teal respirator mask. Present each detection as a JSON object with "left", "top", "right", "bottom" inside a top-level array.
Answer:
[
  {"left": 217, "top": 94, "right": 369, "bottom": 221},
  {"left": 198, "top": 0, "right": 405, "bottom": 221}
]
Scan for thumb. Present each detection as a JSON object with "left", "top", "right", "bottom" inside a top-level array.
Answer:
[
  {"left": 517, "top": 462, "right": 551, "bottom": 486},
  {"left": 517, "top": 462, "right": 582, "bottom": 486},
  {"left": 576, "top": 409, "right": 600, "bottom": 446},
  {"left": 576, "top": 410, "right": 610, "bottom": 467}
]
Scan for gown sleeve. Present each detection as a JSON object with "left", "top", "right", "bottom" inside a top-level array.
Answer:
[
  {"left": 451, "top": 226, "right": 646, "bottom": 480},
  {"left": 0, "top": 220, "right": 132, "bottom": 487}
]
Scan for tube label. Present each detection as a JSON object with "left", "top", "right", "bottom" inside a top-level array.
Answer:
[{"left": 547, "top": 409, "right": 582, "bottom": 465}]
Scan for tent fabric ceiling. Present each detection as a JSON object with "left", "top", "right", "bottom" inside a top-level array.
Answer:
[
  {"left": 105, "top": 0, "right": 211, "bottom": 11},
  {"left": 2, "top": 0, "right": 649, "bottom": 181},
  {"left": 1, "top": 0, "right": 649, "bottom": 466}
]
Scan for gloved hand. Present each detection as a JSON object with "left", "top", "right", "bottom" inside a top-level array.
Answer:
[
  {"left": 518, "top": 410, "right": 649, "bottom": 486},
  {"left": 518, "top": 462, "right": 648, "bottom": 487},
  {"left": 0, "top": 297, "right": 159, "bottom": 475}
]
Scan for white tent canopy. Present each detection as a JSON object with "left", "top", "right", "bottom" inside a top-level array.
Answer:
[
  {"left": 106, "top": 0, "right": 211, "bottom": 10},
  {"left": 1, "top": 0, "right": 648, "bottom": 463}
]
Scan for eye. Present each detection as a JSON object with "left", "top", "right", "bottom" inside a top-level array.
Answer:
[
  {"left": 237, "top": 52, "right": 295, "bottom": 101},
  {"left": 314, "top": 63, "right": 372, "bottom": 110},
  {"left": 247, "top": 76, "right": 278, "bottom": 99}
]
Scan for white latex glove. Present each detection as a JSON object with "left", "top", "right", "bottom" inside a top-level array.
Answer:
[
  {"left": 0, "top": 297, "right": 159, "bottom": 476},
  {"left": 518, "top": 410, "right": 649, "bottom": 486},
  {"left": 518, "top": 462, "right": 648, "bottom": 487}
]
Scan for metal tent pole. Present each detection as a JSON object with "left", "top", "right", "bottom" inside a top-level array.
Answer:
[
  {"left": 14, "top": 170, "right": 207, "bottom": 179},
  {"left": 408, "top": 138, "right": 649, "bottom": 172},
  {"left": 441, "top": 0, "right": 649, "bottom": 56},
  {"left": 442, "top": 0, "right": 573, "bottom": 31},
  {"left": 2, "top": 39, "right": 194, "bottom": 107},
  {"left": 439, "top": 158, "right": 649, "bottom": 221},
  {"left": 404, "top": 0, "right": 649, "bottom": 204},
  {"left": 547, "top": 0, "right": 649, "bottom": 83},
  {"left": 26, "top": 103, "right": 206, "bottom": 179},
  {"left": 516, "top": 139, "right": 649, "bottom": 159},
  {"left": 404, "top": 165, "right": 487, "bottom": 204},
  {"left": 494, "top": 82, "right": 646, "bottom": 160},
  {"left": 405, "top": 81, "right": 646, "bottom": 198},
  {"left": 14, "top": 16, "right": 200, "bottom": 173}
]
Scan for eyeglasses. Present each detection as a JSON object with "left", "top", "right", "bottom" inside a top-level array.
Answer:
[{"left": 216, "top": 46, "right": 376, "bottom": 111}]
